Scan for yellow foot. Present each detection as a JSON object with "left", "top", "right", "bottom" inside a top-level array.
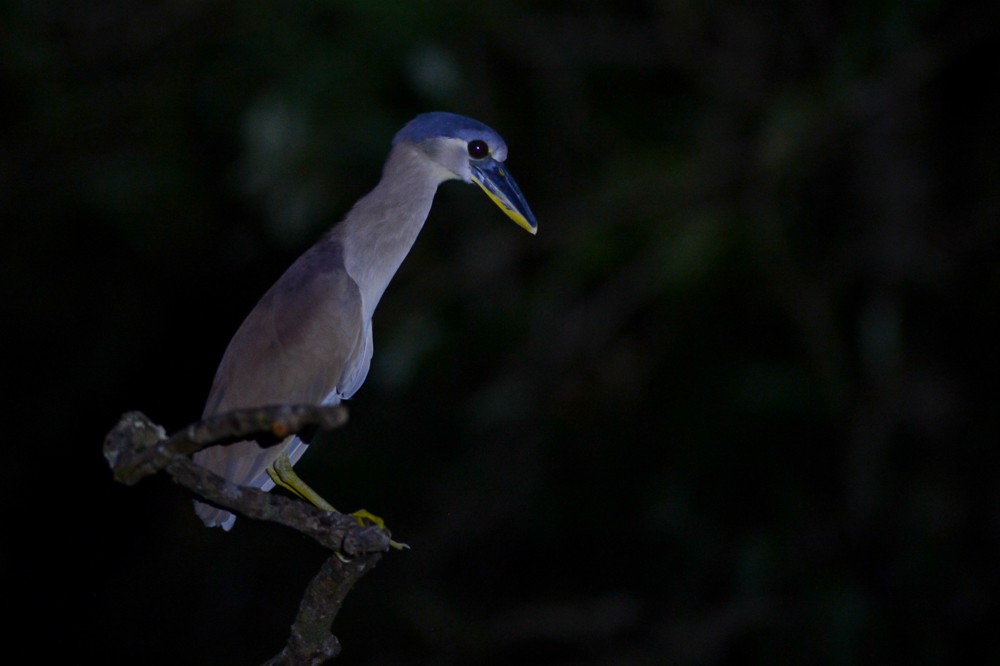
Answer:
[
  {"left": 350, "top": 508, "right": 384, "bottom": 528},
  {"left": 350, "top": 508, "right": 409, "bottom": 550}
]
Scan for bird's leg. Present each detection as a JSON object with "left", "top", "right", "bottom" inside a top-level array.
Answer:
[
  {"left": 268, "top": 454, "right": 336, "bottom": 511},
  {"left": 268, "top": 454, "right": 409, "bottom": 550}
]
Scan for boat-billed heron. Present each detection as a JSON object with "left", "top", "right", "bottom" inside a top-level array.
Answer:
[{"left": 193, "top": 112, "right": 537, "bottom": 530}]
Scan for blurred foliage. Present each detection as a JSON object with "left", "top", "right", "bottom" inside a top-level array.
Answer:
[{"left": 3, "top": 0, "right": 999, "bottom": 664}]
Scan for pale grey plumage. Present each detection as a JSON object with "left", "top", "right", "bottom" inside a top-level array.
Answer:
[{"left": 193, "top": 113, "right": 536, "bottom": 529}]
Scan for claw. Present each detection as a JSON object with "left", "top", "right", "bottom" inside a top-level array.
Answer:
[
  {"left": 351, "top": 508, "right": 409, "bottom": 550},
  {"left": 350, "top": 508, "right": 385, "bottom": 528}
]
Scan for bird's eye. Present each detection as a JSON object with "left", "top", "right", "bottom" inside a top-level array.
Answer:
[{"left": 467, "top": 140, "right": 489, "bottom": 159}]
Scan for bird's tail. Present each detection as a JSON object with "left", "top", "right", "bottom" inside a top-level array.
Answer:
[{"left": 194, "top": 501, "right": 237, "bottom": 531}]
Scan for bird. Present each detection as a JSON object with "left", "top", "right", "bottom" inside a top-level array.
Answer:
[{"left": 192, "top": 112, "right": 537, "bottom": 530}]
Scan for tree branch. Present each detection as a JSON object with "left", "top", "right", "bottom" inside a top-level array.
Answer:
[{"left": 103, "top": 406, "right": 392, "bottom": 664}]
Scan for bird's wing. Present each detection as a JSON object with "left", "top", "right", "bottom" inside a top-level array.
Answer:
[
  {"left": 193, "top": 238, "right": 368, "bottom": 527},
  {"left": 203, "top": 238, "right": 368, "bottom": 414}
]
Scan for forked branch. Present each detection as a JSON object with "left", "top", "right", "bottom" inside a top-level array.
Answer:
[{"left": 103, "top": 406, "right": 390, "bottom": 664}]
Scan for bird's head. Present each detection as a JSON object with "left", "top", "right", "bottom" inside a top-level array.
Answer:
[{"left": 393, "top": 112, "right": 538, "bottom": 234}]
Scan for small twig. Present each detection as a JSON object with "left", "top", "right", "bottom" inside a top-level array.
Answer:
[{"left": 103, "top": 405, "right": 349, "bottom": 486}]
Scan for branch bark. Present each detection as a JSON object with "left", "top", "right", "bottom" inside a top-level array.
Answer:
[{"left": 103, "top": 406, "right": 391, "bottom": 664}]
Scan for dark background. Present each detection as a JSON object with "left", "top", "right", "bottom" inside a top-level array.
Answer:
[{"left": 4, "top": 1, "right": 998, "bottom": 663}]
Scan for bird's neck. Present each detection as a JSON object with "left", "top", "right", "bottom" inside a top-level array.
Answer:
[{"left": 335, "top": 144, "right": 452, "bottom": 322}]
